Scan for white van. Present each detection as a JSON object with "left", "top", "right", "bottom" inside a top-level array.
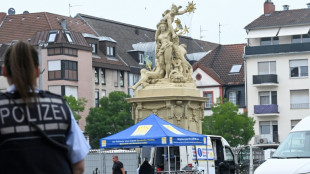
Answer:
[
  {"left": 254, "top": 115, "right": 310, "bottom": 174},
  {"left": 148, "top": 135, "right": 236, "bottom": 174}
]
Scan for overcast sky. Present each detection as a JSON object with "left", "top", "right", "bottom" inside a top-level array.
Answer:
[{"left": 1, "top": 0, "right": 310, "bottom": 44}]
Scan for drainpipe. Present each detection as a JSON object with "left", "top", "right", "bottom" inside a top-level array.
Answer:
[{"left": 243, "top": 47, "right": 248, "bottom": 113}]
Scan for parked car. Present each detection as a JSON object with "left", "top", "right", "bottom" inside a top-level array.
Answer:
[{"left": 254, "top": 115, "right": 310, "bottom": 174}]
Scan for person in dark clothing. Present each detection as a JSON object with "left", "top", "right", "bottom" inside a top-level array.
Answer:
[
  {"left": 112, "top": 155, "right": 125, "bottom": 174},
  {"left": 0, "top": 41, "right": 89, "bottom": 174},
  {"left": 139, "top": 158, "right": 154, "bottom": 174}
]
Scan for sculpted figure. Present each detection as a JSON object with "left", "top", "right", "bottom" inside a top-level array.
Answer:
[
  {"left": 155, "top": 22, "right": 173, "bottom": 78},
  {"left": 130, "top": 3, "right": 196, "bottom": 90}
]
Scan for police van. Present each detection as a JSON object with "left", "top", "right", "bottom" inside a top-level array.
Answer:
[
  {"left": 254, "top": 115, "right": 310, "bottom": 174},
  {"left": 148, "top": 135, "right": 236, "bottom": 174}
]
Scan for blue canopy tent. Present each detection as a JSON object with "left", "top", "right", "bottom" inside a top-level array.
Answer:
[{"left": 99, "top": 114, "right": 207, "bottom": 173}]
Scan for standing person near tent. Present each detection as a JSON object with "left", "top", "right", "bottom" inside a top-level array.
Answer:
[
  {"left": 112, "top": 155, "right": 125, "bottom": 174},
  {"left": 139, "top": 158, "right": 154, "bottom": 174},
  {"left": 0, "top": 41, "right": 90, "bottom": 174}
]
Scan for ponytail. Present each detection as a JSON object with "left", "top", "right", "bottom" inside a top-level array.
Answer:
[{"left": 4, "top": 41, "right": 39, "bottom": 106}]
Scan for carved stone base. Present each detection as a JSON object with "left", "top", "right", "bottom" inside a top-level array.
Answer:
[{"left": 127, "top": 85, "right": 207, "bottom": 134}]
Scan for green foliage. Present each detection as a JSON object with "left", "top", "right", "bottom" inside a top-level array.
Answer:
[
  {"left": 202, "top": 98, "right": 255, "bottom": 147},
  {"left": 64, "top": 95, "right": 87, "bottom": 121},
  {"left": 85, "top": 91, "right": 134, "bottom": 149}
]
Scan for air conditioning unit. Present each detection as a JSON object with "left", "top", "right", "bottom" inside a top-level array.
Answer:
[
  {"left": 259, "top": 138, "right": 268, "bottom": 144},
  {"left": 254, "top": 135, "right": 260, "bottom": 144}
]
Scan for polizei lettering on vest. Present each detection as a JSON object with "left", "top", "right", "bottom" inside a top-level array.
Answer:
[{"left": 0, "top": 103, "right": 68, "bottom": 125}]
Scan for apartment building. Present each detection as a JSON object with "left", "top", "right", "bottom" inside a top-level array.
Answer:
[
  {"left": 244, "top": 0, "right": 310, "bottom": 144},
  {"left": 192, "top": 44, "right": 246, "bottom": 116}
]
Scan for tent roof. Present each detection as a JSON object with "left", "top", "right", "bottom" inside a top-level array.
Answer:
[{"left": 100, "top": 114, "right": 207, "bottom": 148}]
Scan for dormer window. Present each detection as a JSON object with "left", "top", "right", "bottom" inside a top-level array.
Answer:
[
  {"left": 230, "top": 64, "right": 242, "bottom": 74},
  {"left": 90, "top": 43, "right": 97, "bottom": 54},
  {"left": 107, "top": 46, "right": 115, "bottom": 56},
  {"left": 48, "top": 32, "right": 57, "bottom": 43},
  {"left": 139, "top": 53, "right": 144, "bottom": 65},
  {"left": 65, "top": 32, "right": 73, "bottom": 43}
]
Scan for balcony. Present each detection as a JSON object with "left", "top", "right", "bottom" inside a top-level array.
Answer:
[
  {"left": 254, "top": 104, "right": 279, "bottom": 116},
  {"left": 245, "top": 42, "right": 310, "bottom": 56},
  {"left": 253, "top": 74, "right": 278, "bottom": 87}
]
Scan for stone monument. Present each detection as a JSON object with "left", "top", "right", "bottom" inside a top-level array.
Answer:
[{"left": 127, "top": 2, "right": 207, "bottom": 134}]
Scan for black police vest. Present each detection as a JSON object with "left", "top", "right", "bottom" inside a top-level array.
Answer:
[{"left": 0, "top": 91, "right": 72, "bottom": 174}]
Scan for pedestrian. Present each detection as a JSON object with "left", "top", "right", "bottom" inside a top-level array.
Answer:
[
  {"left": 112, "top": 155, "right": 126, "bottom": 174},
  {"left": 0, "top": 41, "right": 90, "bottom": 174},
  {"left": 139, "top": 158, "right": 154, "bottom": 174}
]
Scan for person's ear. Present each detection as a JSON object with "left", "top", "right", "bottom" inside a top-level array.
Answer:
[
  {"left": 2, "top": 66, "right": 7, "bottom": 77},
  {"left": 36, "top": 66, "right": 40, "bottom": 78}
]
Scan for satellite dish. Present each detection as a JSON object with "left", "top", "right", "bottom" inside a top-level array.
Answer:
[
  {"left": 8, "top": 8, "right": 15, "bottom": 15},
  {"left": 23, "top": 11, "right": 29, "bottom": 14}
]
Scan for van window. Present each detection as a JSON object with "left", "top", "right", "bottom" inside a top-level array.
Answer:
[
  {"left": 273, "top": 131, "right": 310, "bottom": 158},
  {"left": 225, "top": 147, "right": 234, "bottom": 161}
]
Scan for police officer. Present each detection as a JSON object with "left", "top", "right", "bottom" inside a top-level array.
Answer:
[{"left": 0, "top": 41, "right": 90, "bottom": 174}]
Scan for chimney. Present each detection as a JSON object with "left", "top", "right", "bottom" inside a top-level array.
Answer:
[
  {"left": 307, "top": 3, "right": 310, "bottom": 8},
  {"left": 61, "top": 19, "right": 66, "bottom": 30},
  {"left": 283, "top": 5, "right": 289, "bottom": 11},
  {"left": 264, "top": 0, "right": 275, "bottom": 14}
]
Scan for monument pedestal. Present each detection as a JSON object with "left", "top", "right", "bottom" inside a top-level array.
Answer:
[{"left": 127, "top": 83, "right": 207, "bottom": 133}]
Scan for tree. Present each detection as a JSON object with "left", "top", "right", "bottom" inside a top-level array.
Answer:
[
  {"left": 64, "top": 95, "right": 87, "bottom": 121},
  {"left": 85, "top": 91, "right": 134, "bottom": 148},
  {"left": 202, "top": 98, "right": 255, "bottom": 147}
]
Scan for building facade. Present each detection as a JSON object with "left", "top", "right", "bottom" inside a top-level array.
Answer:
[
  {"left": 244, "top": 0, "right": 310, "bottom": 144},
  {"left": 192, "top": 44, "right": 247, "bottom": 116}
]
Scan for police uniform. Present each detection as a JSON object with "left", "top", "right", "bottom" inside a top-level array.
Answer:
[{"left": 0, "top": 86, "right": 89, "bottom": 174}]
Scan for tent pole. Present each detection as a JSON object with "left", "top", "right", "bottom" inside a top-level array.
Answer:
[{"left": 168, "top": 146, "right": 171, "bottom": 174}]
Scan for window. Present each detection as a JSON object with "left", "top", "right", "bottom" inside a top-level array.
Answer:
[
  {"left": 290, "top": 59, "right": 308, "bottom": 77},
  {"left": 107, "top": 46, "right": 115, "bottom": 56},
  {"left": 260, "top": 121, "right": 271, "bottom": 134},
  {"left": 90, "top": 43, "right": 97, "bottom": 54},
  {"left": 259, "top": 91, "right": 277, "bottom": 105},
  {"left": 101, "top": 68, "right": 106, "bottom": 85},
  {"left": 94, "top": 67, "right": 99, "bottom": 84},
  {"left": 48, "top": 32, "right": 57, "bottom": 42},
  {"left": 292, "top": 35, "right": 302, "bottom": 43},
  {"left": 230, "top": 64, "right": 242, "bottom": 74},
  {"left": 102, "top": 90, "right": 106, "bottom": 97},
  {"left": 229, "top": 91, "right": 237, "bottom": 105},
  {"left": 291, "top": 120, "right": 301, "bottom": 129},
  {"left": 64, "top": 86, "right": 78, "bottom": 99},
  {"left": 95, "top": 89, "right": 99, "bottom": 107},
  {"left": 290, "top": 89, "right": 309, "bottom": 109},
  {"left": 261, "top": 37, "right": 271, "bottom": 46},
  {"left": 65, "top": 32, "right": 73, "bottom": 43},
  {"left": 114, "top": 71, "right": 118, "bottom": 87},
  {"left": 48, "top": 85, "right": 61, "bottom": 95},
  {"left": 292, "top": 34, "right": 310, "bottom": 43},
  {"left": 139, "top": 53, "right": 144, "bottom": 65},
  {"left": 133, "top": 74, "right": 140, "bottom": 85},
  {"left": 62, "top": 60, "right": 78, "bottom": 81},
  {"left": 204, "top": 91, "right": 213, "bottom": 109},
  {"left": 47, "top": 47, "right": 77, "bottom": 56},
  {"left": 120, "top": 71, "right": 124, "bottom": 87},
  {"left": 258, "top": 61, "right": 276, "bottom": 75},
  {"left": 48, "top": 60, "right": 62, "bottom": 80},
  {"left": 196, "top": 73, "right": 202, "bottom": 81},
  {"left": 260, "top": 37, "right": 279, "bottom": 46}
]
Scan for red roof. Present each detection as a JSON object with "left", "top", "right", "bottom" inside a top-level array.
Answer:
[
  {"left": 193, "top": 44, "right": 246, "bottom": 86},
  {"left": 0, "top": 12, "right": 96, "bottom": 43}
]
